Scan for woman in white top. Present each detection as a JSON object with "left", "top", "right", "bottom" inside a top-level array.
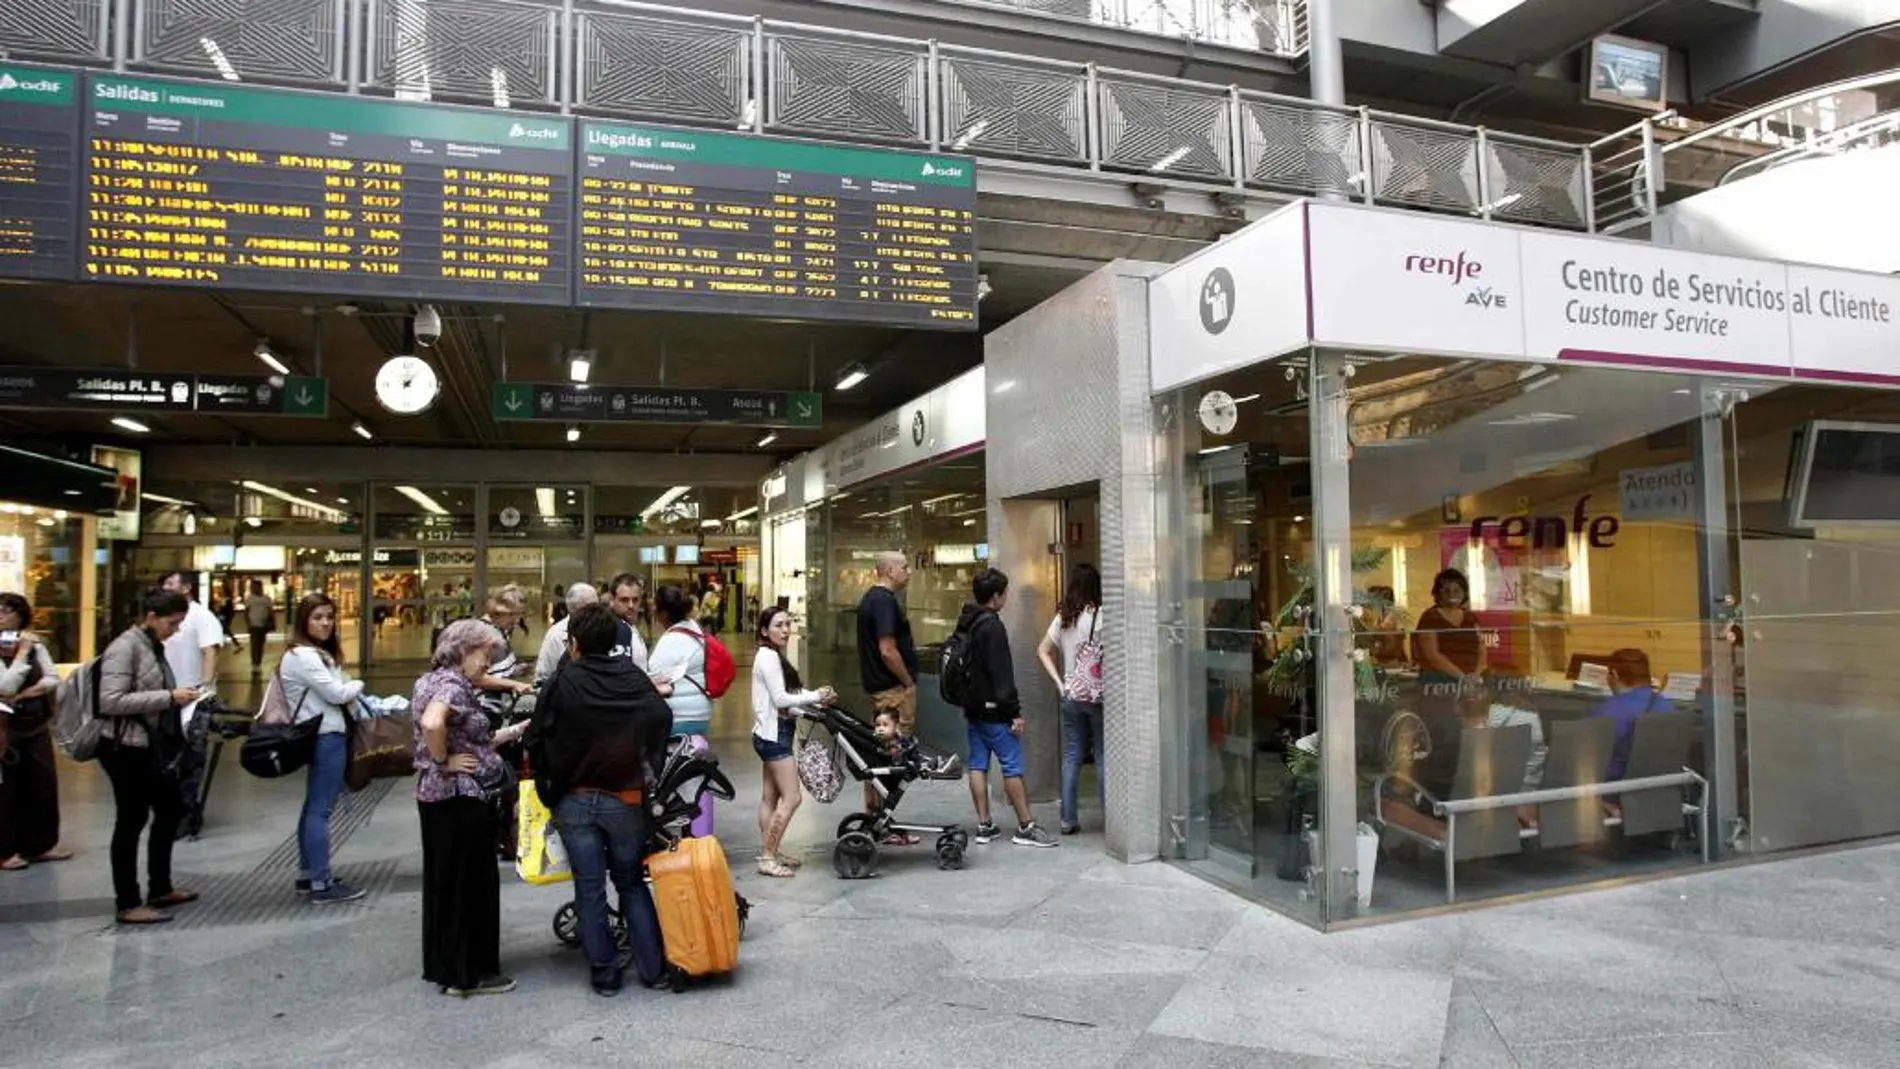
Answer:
[
  {"left": 648, "top": 585, "right": 717, "bottom": 837},
  {"left": 751, "top": 607, "right": 833, "bottom": 878},
  {"left": 1036, "top": 563, "right": 1105, "bottom": 836},
  {"left": 280, "top": 593, "right": 366, "bottom": 904}
]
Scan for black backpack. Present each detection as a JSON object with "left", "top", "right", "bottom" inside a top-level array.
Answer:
[{"left": 938, "top": 612, "right": 988, "bottom": 706}]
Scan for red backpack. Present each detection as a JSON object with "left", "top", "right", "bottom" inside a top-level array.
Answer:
[{"left": 669, "top": 625, "right": 737, "bottom": 698}]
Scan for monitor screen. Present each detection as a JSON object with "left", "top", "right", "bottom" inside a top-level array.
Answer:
[
  {"left": 974, "top": 542, "right": 990, "bottom": 561},
  {"left": 637, "top": 546, "right": 664, "bottom": 564},
  {"left": 674, "top": 544, "right": 701, "bottom": 564},
  {"left": 1791, "top": 421, "right": 1900, "bottom": 524},
  {"left": 1585, "top": 35, "right": 1668, "bottom": 112}
]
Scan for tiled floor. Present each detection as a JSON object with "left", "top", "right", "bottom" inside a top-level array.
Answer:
[{"left": 3, "top": 677, "right": 1898, "bottom": 1068}]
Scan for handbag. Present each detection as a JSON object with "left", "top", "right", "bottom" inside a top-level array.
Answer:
[
  {"left": 239, "top": 669, "right": 318, "bottom": 778},
  {"left": 345, "top": 709, "right": 417, "bottom": 792},
  {"left": 793, "top": 719, "right": 842, "bottom": 804},
  {"left": 1064, "top": 610, "right": 1105, "bottom": 704}
]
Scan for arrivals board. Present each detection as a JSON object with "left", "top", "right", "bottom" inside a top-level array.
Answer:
[
  {"left": 82, "top": 74, "right": 572, "bottom": 304},
  {"left": 575, "top": 122, "right": 978, "bottom": 329},
  {"left": 0, "top": 64, "right": 80, "bottom": 282}
]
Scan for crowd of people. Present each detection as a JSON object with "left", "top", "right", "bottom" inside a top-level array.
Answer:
[{"left": 0, "top": 554, "right": 1117, "bottom": 997}]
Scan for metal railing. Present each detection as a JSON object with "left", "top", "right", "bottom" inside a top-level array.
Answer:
[
  {"left": 941, "top": 0, "right": 1307, "bottom": 56},
  {"left": 1590, "top": 68, "right": 1900, "bottom": 234},
  {"left": 3, "top": 0, "right": 1591, "bottom": 230}
]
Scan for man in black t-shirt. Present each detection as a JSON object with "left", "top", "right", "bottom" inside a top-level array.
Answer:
[{"left": 856, "top": 551, "right": 917, "bottom": 829}]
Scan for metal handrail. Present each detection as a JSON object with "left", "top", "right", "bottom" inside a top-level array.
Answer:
[
  {"left": 1661, "top": 67, "right": 1900, "bottom": 157},
  {"left": 1720, "top": 109, "right": 1900, "bottom": 185}
]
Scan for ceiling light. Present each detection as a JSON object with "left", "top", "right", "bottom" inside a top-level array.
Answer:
[
  {"left": 239, "top": 481, "right": 349, "bottom": 522},
  {"left": 335, "top": 497, "right": 349, "bottom": 505},
  {"left": 834, "top": 363, "right": 869, "bottom": 391},
  {"left": 304, "top": 487, "right": 319, "bottom": 494},
  {"left": 568, "top": 353, "right": 591, "bottom": 384},
  {"left": 1232, "top": 393, "right": 1261, "bottom": 404},
  {"left": 37, "top": 517, "right": 56, "bottom": 527},
  {"left": 244, "top": 516, "right": 263, "bottom": 528},
  {"left": 641, "top": 486, "right": 692, "bottom": 518},
  {"left": 351, "top": 421, "right": 374, "bottom": 440},
  {"left": 565, "top": 424, "right": 581, "bottom": 443},
  {"left": 254, "top": 341, "right": 290, "bottom": 376},
  {"left": 701, "top": 519, "right": 723, "bottom": 529},
  {"left": 1198, "top": 444, "right": 1233, "bottom": 455},
  {"left": 394, "top": 485, "right": 449, "bottom": 515},
  {"left": 535, "top": 488, "right": 556, "bottom": 518},
  {"left": 54, "top": 510, "right": 67, "bottom": 521},
  {"left": 963, "top": 518, "right": 976, "bottom": 527},
  {"left": 755, "top": 431, "right": 779, "bottom": 448},
  {"left": 727, "top": 505, "right": 759, "bottom": 522},
  {"left": 111, "top": 417, "right": 150, "bottom": 434},
  {"left": 144, "top": 492, "right": 198, "bottom": 506},
  {"left": 922, "top": 493, "right": 963, "bottom": 507}
]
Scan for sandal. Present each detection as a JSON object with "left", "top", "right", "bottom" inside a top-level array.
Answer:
[
  {"left": 30, "top": 848, "right": 73, "bottom": 863},
  {"left": 756, "top": 856, "right": 796, "bottom": 878},
  {"left": 117, "top": 906, "right": 174, "bottom": 925},
  {"left": 776, "top": 852, "right": 803, "bottom": 869},
  {"left": 0, "top": 856, "right": 27, "bottom": 871}
]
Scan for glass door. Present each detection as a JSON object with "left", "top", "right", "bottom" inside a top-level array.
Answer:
[{"left": 368, "top": 483, "right": 476, "bottom": 676}]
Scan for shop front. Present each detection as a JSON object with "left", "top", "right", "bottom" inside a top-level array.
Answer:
[
  {"left": 0, "top": 445, "right": 118, "bottom": 663},
  {"left": 996, "top": 200, "right": 1900, "bottom": 925},
  {"left": 759, "top": 367, "right": 986, "bottom": 756}
]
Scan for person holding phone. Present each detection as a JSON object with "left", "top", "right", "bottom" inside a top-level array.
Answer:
[{"left": 0, "top": 593, "right": 71, "bottom": 872}]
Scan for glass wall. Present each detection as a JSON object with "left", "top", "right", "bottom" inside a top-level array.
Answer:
[{"left": 0, "top": 502, "right": 90, "bottom": 663}]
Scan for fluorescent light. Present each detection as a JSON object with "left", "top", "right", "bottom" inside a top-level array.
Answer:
[
  {"left": 922, "top": 493, "right": 963, "bottom": 507},
  {"left": 755, "top": 431, "right": 779, "bottom": 448},
  {"left": 244, "top": 516, "right": 263, "bottom": 528},
  {"left": 335, "top": 497, "right": 349, "bottom": 505},
  {"left": 834, "top": 364, "right": 869, "bottom": 391},
  {"left": 254, "top": 341, "right": 289, "bottom": 376},
  {"left": 144, "top": 492, "right": 198, "bottom": 506},
  {"left": 240, "top": 481, "right": 348, "bottom": 522},
  {"left": 701, "top": 519, "right": 723, "bottom": 529},
  {"left": 304, "top": 487, "right": 319, "bottom": 494},
  {"left": 1150, "top": 146, "right": 1191, "bottom": 172},
  {"left": 727, "top": 505, "right": 759, "bottom": 522},
  {"left": 1232, "top": 393, "right": 1261, "bottom": 404},
  {"left": 351, "top": 422, "right": 374, "bottom": 440},
  {"left": 1198, "top": 444, "right": 1233, "bottom": 455},
  {"left": 536, "top": 488, "right": 556, "bottom": 518},
  {"left": 394, "top": 485, "right": 449, "bottom": 515},
  {"left": 568, "top": 354, "right": 591, "bottom": 383},
  {"left": 565, "top": 425, "right": 581, "bottom": 443},
  {"left": 111, "top": 417, "right": 150, "bottom": 434},
  {"left": 963, "top": 518, "right": 976, "bottom": 527},
  {"left": 641, "top": 486, "right": 692, "bottom": 518}
]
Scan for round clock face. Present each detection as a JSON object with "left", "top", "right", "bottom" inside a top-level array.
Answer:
[
  {"left": 1197, "top": 389, "right": 1238, "bottom": 436},
  {"left": 375, "top": 355, "right": 440, "bottom": 415}
]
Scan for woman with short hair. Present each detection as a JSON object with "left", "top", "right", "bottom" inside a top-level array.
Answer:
[
  {"left": 0, "top": 592, "right": 70, "bottom": 872},
  {"left": 280, "top": 592, "right": 366, "bottom": 903},
  {"left": 414, "top": 619, "right": 533, "bottom": 997},
  {"left": 648, "top": 584, "right": 716, "bottom": 837}
]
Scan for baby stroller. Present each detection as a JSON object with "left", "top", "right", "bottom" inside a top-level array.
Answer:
[
  {"left": 795, "top": 705, "right": 968, "bottom": 878},
  {"left": 548, "top": 736, "right": 751, "bottom": 953}
]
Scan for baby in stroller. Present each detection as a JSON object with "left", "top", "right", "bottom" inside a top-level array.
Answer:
[{"left": 797, "top": 704, "right": 967, "bottom": 878}]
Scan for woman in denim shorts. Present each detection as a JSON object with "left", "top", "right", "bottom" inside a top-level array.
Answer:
[{"left": 751, "top": 607, "right": 834, "bottom": 877}]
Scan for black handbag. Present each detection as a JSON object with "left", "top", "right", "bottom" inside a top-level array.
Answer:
[{"left": 239, "top": 670, "right": 318, "bottom": 778}]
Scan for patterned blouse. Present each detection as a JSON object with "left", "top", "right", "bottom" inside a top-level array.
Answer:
[{"left": 411, "top": 666, "right": 507, "bottom": 804}]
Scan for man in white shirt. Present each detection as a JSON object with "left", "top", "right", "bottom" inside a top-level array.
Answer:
[
  {"left": 535, "top": 582, "right": 600, "bottom": 684},
  {"left": 159, "top": 571, "right": 225, "bottom": 714}
]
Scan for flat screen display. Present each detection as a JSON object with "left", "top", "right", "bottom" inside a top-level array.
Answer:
[
  {"left": 1586, "top": 35, "right": 1668, "bottom": 112},
  {"left": 638, "top": 546, "right": 664, "bottom": 564},
  {"left": 0, "top": 64, "right": 80, "bottom": 282},
  {"left": 82, "top": 74, "right": 573, "bottom": 303},
  {"left": 1791, "top": 421, "right": 1900, "bottom": 524},
  {"left": 674, "top": 544, "right": 701, "bottom": 565},
  {"left": 575, "top": 121, "right": 978, "bottom": 329}
]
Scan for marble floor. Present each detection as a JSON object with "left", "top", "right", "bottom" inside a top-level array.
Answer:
[{"left": 3, "top": 674, "right": 1898, "bottom": 1069}]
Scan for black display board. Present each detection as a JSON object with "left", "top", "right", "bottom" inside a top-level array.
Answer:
[
  {"left": 576, "top": 121, "right": 978, "bottom": 329},
  {"left": 0, "top": 64, "right": 80, "bottom": 282},
  {"left": 82, "top": 74, "right": 572, "bottom": 303}
]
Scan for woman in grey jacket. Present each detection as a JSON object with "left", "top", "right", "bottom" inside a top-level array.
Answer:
[
  {"left": 280, "top": 593, "right": 366, "bottom": 904},
  {"left": 97, "top": 589, "right": 201, "bottom": 925}
]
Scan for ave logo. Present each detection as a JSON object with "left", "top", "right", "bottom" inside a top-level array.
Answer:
[{"left": 1466, "top": 287, "right": 1509, "bottom": 309}]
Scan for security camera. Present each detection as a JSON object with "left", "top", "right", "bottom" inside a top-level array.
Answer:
[{"left": 414, "top": 304, "right": 442, "bottom": 347}]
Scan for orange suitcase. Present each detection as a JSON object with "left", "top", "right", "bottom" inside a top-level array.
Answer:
[{"left": 646, "top": 836, "right": 740, "bottom": 986}]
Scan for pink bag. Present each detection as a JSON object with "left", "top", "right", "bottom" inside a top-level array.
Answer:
[{"left": 1065, "top": 612, "right": 1104, "bottom": 704}]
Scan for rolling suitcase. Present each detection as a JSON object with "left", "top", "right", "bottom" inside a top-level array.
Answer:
[{"left": 645, "top": 835, "right": 740, "bottom": 989}]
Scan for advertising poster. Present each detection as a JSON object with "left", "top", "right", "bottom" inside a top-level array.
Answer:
[
  {"left": 0, "top": 535, "right": 25, "bottom": 596},
  {"left": 1438, "top": 524, "right": 1568, "bottom": 673},
  {"left": 90, "top": 444, "right": 142, "bottom": 541}
]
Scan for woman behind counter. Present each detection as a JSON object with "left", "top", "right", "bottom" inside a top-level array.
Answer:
[
  {"left": 1412, "top": 568, "right": 1486, "bottom": 691},
  {"left": 413, "top": 619, "right": 533, "bottom": 998}
]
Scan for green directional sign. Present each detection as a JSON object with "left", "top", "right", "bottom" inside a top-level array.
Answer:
[
  {"left": 282, "top": 377, "right": 327, "bottom": 416},
  {"left": 0, "top": 366, "right": 327, "bottom": 417},
  {"left": 493, "top": 383, "right": 822, "bottom": 429}
]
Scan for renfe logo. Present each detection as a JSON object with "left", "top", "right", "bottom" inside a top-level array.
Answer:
[
  {"left": 1405, "top": 251, "right": 1483, "bottom": 285},
  {"left": 1470, "top": 494, "right": 1619, "bottom": 549}
]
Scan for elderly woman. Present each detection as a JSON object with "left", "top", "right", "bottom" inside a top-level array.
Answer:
[
  {"left": 414, "top": 619, "right": 533, "bottom": 998},
  {"left": 0, "top": 593, "right": 71, "bottom": 872}
]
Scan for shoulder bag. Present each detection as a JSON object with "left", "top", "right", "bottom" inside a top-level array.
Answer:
[{"left": 239, "top": 666, "right": 319, "bottom": 778}]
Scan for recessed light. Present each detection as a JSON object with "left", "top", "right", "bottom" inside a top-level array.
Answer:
[{"left": 111, "top": 417, "right": 151, "bottom": 434}]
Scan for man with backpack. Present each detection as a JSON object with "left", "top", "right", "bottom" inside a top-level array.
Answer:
[{"left": 950, "top": 568, "right": 1057, "bottom": 848}]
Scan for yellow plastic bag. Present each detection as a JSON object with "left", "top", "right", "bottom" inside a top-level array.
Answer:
[{"left": 515, "top": 780, "right": 572, "bottom": 885}]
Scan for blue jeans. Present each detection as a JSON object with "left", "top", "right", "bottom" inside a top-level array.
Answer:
[
  {"left": 1060, "top": 699, "right": 1105, "bottom": 829},
  {"left": 299, "top": 732, "right": 348, "bottom": 888},
  {"left": 554, "top": 791, "right": 665, "bottom": 989}
]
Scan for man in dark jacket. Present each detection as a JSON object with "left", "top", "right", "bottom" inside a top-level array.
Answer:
[
  {"left": 956, "top": 568, "right": 1058, "bottom": 849},
  {"left": 524, "top": 604, "right": 672, "bottom": 997}
]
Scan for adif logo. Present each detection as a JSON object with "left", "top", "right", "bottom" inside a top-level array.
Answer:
[
  {"left": 1404, "top": 251, "right": 1508, "bottom": 310},
  {"left": 920, "top": 161, "right": 966, "bottom": 178},
  {"left": 508, "top": 122, "right": 561, "bottom": 141},
  {"left": 0, "top": 73, "right": 63, "bottom": 94},
  {"left": 1199, "top": 267, "right": 1236, "bottom": 334}
]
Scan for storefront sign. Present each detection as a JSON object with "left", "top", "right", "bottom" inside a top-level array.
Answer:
[
  {"left": 90, "top": 444, "right": 140, "bottom": 541},
  {"left": 323, "top": 548, "right": 418, "bottom": 568},
  {"left": 823, "top": 366, "right": 984, "bottom": 491},
  {"left": 1620, "top": 461, "right": 1696, "bottom": 520},
  {"left": 1164, "top": 202, "right": 1900, "bottom": 388},
  {"left": 0, "top": 367, "right": 326, "bottom": 415}
]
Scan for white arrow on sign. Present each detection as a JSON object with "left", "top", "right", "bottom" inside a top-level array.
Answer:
[
  {"left": 794, "top": 400, "right": 812, "bottom": 418},
  {"left": 505, "top": 391, "right": 525, "bottom": 413},
  {"left": 292, "top": 387, "right": 314, "bottom": 407}
]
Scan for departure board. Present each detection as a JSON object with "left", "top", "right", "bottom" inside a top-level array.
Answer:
[
  {"left": 0, "top": 65, "right": 80, "bottom": 282},
  {"left": 82, "top": 74, "right": 572, "bottom": 304},
  {"left": 576, "top": 122, "right": 978, "bottom": 329}
]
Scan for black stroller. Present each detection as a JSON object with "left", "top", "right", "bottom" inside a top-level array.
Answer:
[
  {"left": 796, "top": 704, "right": 968, "bottom": 878},
  {"left": 550, "top": 735, "right": 751, "bottom": 949}
]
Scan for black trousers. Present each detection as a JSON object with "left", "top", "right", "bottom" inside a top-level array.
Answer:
[
  {"left": 99, "top": 742, "right": 184, "bottom": 912},
  {"left": 419, "top": 797, "right": 502, "bottom": 990},
  {"left": 248, "top": 628, "right": 269, "bottom": 669},
  {"left": 0, "top": 720, "right": 61, "bottom": 859}
]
